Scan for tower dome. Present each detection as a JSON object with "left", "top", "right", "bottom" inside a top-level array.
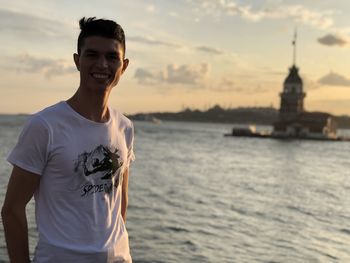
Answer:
[
  {"left": 283, "top": 65, "right": 303, "bottom": 94},
  {"left": 284, "top": 65, "right": 303, "bottom": 86}
]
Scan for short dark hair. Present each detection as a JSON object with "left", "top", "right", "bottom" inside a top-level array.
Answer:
[{"left": 77, "top": 17, "right": 126, "bottom": 56}]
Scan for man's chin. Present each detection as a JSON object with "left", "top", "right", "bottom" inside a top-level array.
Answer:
[{"left": 84, "top": 84, "right": 111, "bottom": 93}]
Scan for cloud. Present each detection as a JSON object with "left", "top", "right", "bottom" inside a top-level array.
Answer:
[
  {"left": 189, "top": 1, "right": 334, "bottom": 29},
  {"left": 129, "top": 36, "right": 223, "bottom": 55},
  {"left": 134, "top": 68, "right": 154, "bottom": 79},
  {"left": 0, "top": 8, "right": 72, "bottom": 40},
  {"left": 128, "top": 36, "right": 181, "bottom": 48},
  {"left": 146, "top": 5, "right": 156, "bottom": 13},
  {"left": 208, "top": 77, "right": 269, "bottom": 93},
  {"left": 134, "top": 63, "right": 209, "bottom": 85},
  {"left": 317, "top": 34, "right": 348, "bottom": 46},
  {"left": 134, "top": 68, "right": 157, "bottom": 84},
  {"left": 5, "top": 54, "right": 76, "bottom": 78},
  {"left": 210, "top": 78, "right": 244, "bottom": 92},
  {"left": 318, "top": 72, "right": 350, "bottom": 87},
  {"left": 164, "top": 63, "right": 209, "bottom": 84},
  {"left": 196, "top": 46, "right": 223, "bottom": 55},
  {"left": 168, "top": 11, "right": 179, "bottom": 17}
]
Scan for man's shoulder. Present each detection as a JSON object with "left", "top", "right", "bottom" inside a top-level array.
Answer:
[
  {"left": 26, "top": 101, "right": 68, "bottom": 129},
  {"left": 110, "top": 108, "right": 134, "bottom": 129},
  {"left": 34, "top": 101, "right": 64, "bottom": 116}
]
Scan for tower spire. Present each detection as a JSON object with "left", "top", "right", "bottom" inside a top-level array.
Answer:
[{"left": 292, "top": 27, "right": 297, "bottom": 66}]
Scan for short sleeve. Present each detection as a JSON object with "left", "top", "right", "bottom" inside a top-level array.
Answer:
[
  {"left": 125, "top": 122, "right": 135, "bottom": 167},
  {"left": 7, "top": 115, "right": 51, "bottom": 176}
]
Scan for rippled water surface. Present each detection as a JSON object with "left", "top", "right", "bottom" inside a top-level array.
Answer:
[{"left": 1, "top": 116, "right": 350, "bottom": 262}]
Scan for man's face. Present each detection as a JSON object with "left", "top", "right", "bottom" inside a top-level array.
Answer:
[{"left": 74, "top": 36, "right": 129, "bottom": 93}]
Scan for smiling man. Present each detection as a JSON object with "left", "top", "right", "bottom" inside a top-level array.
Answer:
[{"left": 1, "top": 17, "right": 135, "bottom": 263}]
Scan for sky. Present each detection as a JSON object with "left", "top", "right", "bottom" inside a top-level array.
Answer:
[{"left": 1, "top": 0, "right": 350, "bottom": 115}]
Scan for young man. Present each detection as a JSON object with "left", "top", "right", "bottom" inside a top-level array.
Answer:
[{"left": 1, "top": 17, "right": 134, "bottom": 263}]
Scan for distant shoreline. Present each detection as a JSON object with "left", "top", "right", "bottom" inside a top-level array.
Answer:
[
  {"left": 2, "top": 106, "right": 350, "bottom": 129},
  {"left": 128, "top": 105, "right": 350, "bottom": 129}
]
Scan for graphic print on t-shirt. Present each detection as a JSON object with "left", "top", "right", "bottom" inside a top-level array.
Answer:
[{"left": 73, "top": 145, "right": 124, "bottom": 196}]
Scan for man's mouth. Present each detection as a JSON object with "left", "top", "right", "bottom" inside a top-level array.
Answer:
[{"left": 91, "top": 73, "right": 110, "bottom": 80}]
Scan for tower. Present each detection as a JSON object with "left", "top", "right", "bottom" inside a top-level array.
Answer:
[
  {"left": 273, "top": 28, "right": 337, "bottom": 139},
  {"left": 278, "top": 28, "right": 306, "bottom": 121}
]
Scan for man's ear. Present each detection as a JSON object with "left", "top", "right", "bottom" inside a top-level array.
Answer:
[
  {"left": 73, "top": 53, "right": 80, "bottom": 71},
  {"left": 122, "top": 58, "right": 129, "bottom": 73}
]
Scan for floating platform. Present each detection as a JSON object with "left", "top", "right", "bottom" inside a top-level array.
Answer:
[
  {"left": 224, "top": 127, "right": 350, "bottom": 141},
  {"left": 224, "top": 133, "right": 350, "bottom": 141}
]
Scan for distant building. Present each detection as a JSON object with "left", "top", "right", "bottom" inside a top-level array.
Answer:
[{"left": 273, "top": 65, "right": 337, "bottom": 138}]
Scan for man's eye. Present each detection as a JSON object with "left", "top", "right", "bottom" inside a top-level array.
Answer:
[{"left": 108, "top": 55, "right": 118, "bottom": 60}]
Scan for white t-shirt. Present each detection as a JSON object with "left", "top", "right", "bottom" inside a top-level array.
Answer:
[{"left": 7, "top": 101, "right": 135, "bottom": 263}]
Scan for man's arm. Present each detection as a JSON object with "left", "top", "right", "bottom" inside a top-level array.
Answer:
[
  {"left": 1, "top": 165, "right": 41, "bottom": 263},
  {"left": 121, "top": 168, "right": 129, "bottom": 223}
]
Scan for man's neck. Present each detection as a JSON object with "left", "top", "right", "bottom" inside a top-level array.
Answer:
[{"left": 66, "top": 88, "right": 110, "bottom": 123}]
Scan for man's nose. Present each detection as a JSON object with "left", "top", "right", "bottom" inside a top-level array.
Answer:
[{"left": 96, "top": 55, "right": 108, "bottom": 68}]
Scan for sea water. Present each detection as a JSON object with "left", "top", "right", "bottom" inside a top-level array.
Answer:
[{"left": 1, "top": 116, "right": 350, "bottom": 263}]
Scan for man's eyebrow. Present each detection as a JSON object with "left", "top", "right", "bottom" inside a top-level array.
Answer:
[
  {"left": 84, "top": 49, "right": 98, "bottom": 53},
  {"left": 83, "top": 49, "right": 120, "bottom": 55},
  {"left": 107, "top": 51, "right": 120, "bottom": 55}
]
